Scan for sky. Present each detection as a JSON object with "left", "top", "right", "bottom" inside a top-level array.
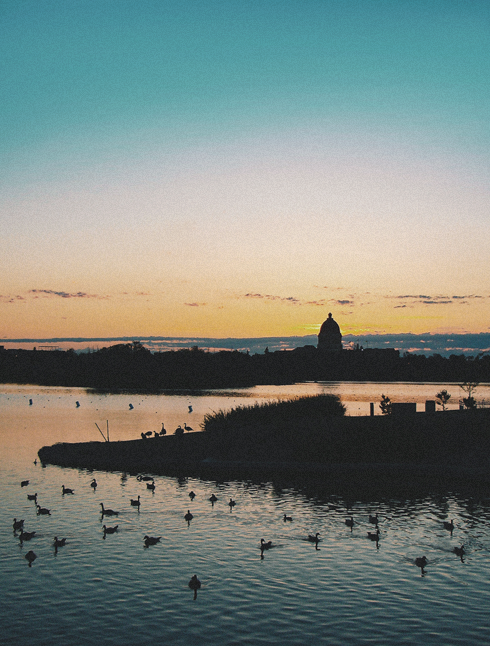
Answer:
[{"left": 1, "top": 0, "right": 489, "bottom": 345}]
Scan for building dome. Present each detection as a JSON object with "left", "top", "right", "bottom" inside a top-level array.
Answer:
[{"left": 318, "top": 313, "right": 342, "bottom": 352}]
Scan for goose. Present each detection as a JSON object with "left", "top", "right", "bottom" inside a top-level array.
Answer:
[
  {"left": 415, "top": 556, "right": 428, "bottom": 573},
  {"left": 25, "top": 550, "right": 37, "bottom": 566},
  {"left": 143, "top": 535, "right": 161, "bottom": 546},
  {"left": 62, "top": 485, "right": 74, "bottom": 495},
  {"left": 184, "top": 510, "right": 194, "bottom": 522},
  {"left": 228, "top": 498, "right": 236, "bottom": 509},
  {"left": 260, "top": 538, "right": 273, "bottom": 550},
  {"left": 130, "top": 495, "right": 141, "bottom": 507},
  {"left": 37, "top": 504, "right": 51, "bottom": 515},
  {"left": 307, "top": 533, "right": 321, "bottom": 544},
  {"left": 174, "top": 425, "right": 184, "bottom": 436},
  {"left": 283, "top": 514, "right": 293, "bottom": 522},
  {"left": 144, "top": 431, "right": 153, "bottom": 437},
  {"left": 188, "top": 574, "right": 201, "bottom": 590},
  {"left": 345, "top": 516, "right": 355, "bottom": 528},
  {"left": 19, "top": 529, "right": 36, "bottom": 541},
  {"left": 367, "top": 529, "right": 380, "bottom": 541},
  {"left": 184, "top": 423, "right": 193, "bottom": 432},
  {"left": 189, "top": 491, "right": 196, "bottom": 500},
  {"left": 90, "top": 479, "right": 97, "bottom": 490},
  {"left": 369, "top": 513, "right": 379, "bottom": 526},
  {"left": 443, "top": 520, "right": 455, "bottom": 532},
  {"left": 146, "top": 482, "right": 156, "bottom": 491},
  {"left": 137, "top": 475, "right": 154, "bottom": 482},
  {"left": 13, "top": 518, "right": 25, "bottom": 532},
  {"left": 454, "top": 544, "right": 465, "bottom": 558},
  {"left": 76, "top": 401, "right": 80, "bottom": 407},
  {"left": 100, "top": 503, "right": 118, "bottom": 516},
  {"left": 21, "top": 480, "right": 29, "bottom": 487},
  {"left": 103, "top": 525, "right": 119, "bottom": 534},
  {"left": 53, "top": 536, "right": 67, "bottom": 548},
  {"left": 209, "top": 494, "right": 218, "bottom": 503},
  {"left": 27, "top": 493, "right": 38, "bottom": 502},
  {"left": 160, "top": 423, "right": 166, "bottom": 436}
]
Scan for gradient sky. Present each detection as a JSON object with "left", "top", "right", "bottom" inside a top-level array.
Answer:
[{"left": 1, "top": 0, "right": 489, "bottom": 341}]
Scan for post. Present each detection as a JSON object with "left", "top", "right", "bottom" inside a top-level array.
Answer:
[{"left": 370, "top": 402, "right": 374, "bottom": 416}]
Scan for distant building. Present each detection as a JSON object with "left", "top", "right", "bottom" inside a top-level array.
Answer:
[{"left": 317, "top": 313, "right": 342, "bottom": 352}]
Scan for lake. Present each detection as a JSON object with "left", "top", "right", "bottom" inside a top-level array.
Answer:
[{"left": 2, "top": 382, "right": 490, "bottom": 645}]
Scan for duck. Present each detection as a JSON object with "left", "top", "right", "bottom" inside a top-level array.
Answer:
[
  {"left": 184, "top": 510, "right": 194, "bottom": 522},
  {"left": 62, "top": 485, "right": 74, "bottom": 495},
  {"left": 19, "top": 529, "right": 36, "bottom": 541},
  {"left": 183, "top": 423, "right": 193, "bottom": 432},
  {"left": 90, "top": 479, "right": 97, "bottom": 490},
  {"left": 137, "top": 475, "right": 154, "bottom": 482},
  {"left": 25, "top": 550, "right": 37, "bottom": 566},
  {"left": 130, "top": 495, "right": 141, "bottom": 507},
  {"left": 443, "top": 519, "right": 455, "bottom": 532},
  {"left": 143, "top": 535, "right": 161, "bottom": 546},
  {"left": 415, "top": 556, "right": 428, "bottom": 573},
  {"left": 146, "top": 482, "right": 156, "bottom": 491},
  {"left": 369, "top": 513, "right": 379, "bottom": 526},
  {"left": 367, "top": 529, "right": 380, "bottom": 541},
  {"left": 283, "top": 514, "right": 293, "bottom": 522},
  {"left": 103, "top": 525, "right": 119, "bottom": 534},
  {"left": 21, "top": 480, "right": 29, "bottom": 487},
  {"left": 260, "top": 538, "right": 273, "bottom": 550},
  {"left": 228, "top": 498, "right": 236, "bottom": 509},
  {"left": 209, "top": 494, "right": 218, "bottom": 504},
  {"left": 53, "top": 536, "right": 67, "bottom": 548},
  {"left": 189, "top": 491, "right": 196, "bottom": 500},
  {"left": 27, "top": 493, "right": 38, "bottom": 502},
  {"left": 453, "top": 544, "right": 465, "bottom": 558},
  {"left": 100, "top": 503, "right": 118, "bottom": 516},
  {"left": 37, "top": 504, "right": 51, "bottom": 515},
  {"left": 188, "top": 574, "right": 201, "bottom": 590},
  {"left": 345, "top": 516, "right": 355, "bottom": 528},
  {"left": 307, "top": 532, "right": 321, "bottom": 544},
  {"left": 13, "top": 518, "right": 25, "bottom": 532}
]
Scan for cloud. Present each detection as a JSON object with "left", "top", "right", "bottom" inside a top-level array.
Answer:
[
  {"left": 0, "top": 294, "right": 25, "bottom": 303},
  {"left": 243, "top": 293, "right": 300, "bottom": 304},
  {"left": 388, "top": 294, "right": 486, "bottom": 307},
  {"left": 29, "top": 289, "right": 107, "bottom": 299},
  {"left": 184, "top": 302, "right": 207, "bottom": 307}
]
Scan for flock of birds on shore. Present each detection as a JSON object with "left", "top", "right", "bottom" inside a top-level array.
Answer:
[{"left": 13, "top": 474, "right": 467, "bottom": 584}]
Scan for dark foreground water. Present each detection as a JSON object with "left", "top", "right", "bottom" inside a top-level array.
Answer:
[{"left": 2, "top": 383, "right": 490, "bottom": 645}]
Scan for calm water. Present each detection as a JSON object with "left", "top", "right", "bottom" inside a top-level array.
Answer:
[{"left": 2, "top": 382, "right": 490, "bottom": 645}]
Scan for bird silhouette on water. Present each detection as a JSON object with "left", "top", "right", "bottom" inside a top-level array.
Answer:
[
  {"left": 415, "top": 556, "right": 428, "bottom": 574},
  {"left": 283, "top": 514, "right": 293, "bottom": 522},
  {"left": 100, "top": 503, "right": 118, "bottom": 516},
  {"left": 188, "top": 574, "right": 201, "bottom": 599},
  {"left": 13, "top": 518, "right": 24, "bottom": 532},
  {"left": 144, "top": 535, "right": 161, "bottom": 547},
  {"left": 62, "top": 485, "right": 74, "bottom": 495},
  {"left": 103, "top": 525, "right": 119, "bottom": 536},
  {"left": 25, "top": 550, "right": 37, "bottom": 566},
  {"left": 90, "top": 479, "right": 97, "bottom": 491},
  {"left": 37, "top": 504, "right": 51, "bottom": 515}
]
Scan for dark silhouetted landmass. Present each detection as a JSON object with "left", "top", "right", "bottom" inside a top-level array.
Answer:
[{"left": 2, "top": 341, "right": 490, "bottom": 389}]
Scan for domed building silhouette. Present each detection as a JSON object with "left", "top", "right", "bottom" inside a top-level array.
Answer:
[{"left": 318, "top": 313, "right": 342, "bottom": 352}]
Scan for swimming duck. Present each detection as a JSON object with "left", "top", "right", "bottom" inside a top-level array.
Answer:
[
  {"left": 415, "top": 556, "right": 428, "bottom": 573},
  {"left": 283, "top": 514, "right": 293, "bottom": 522},
  {"left": 188, "top": 574, "right": 201, "bottom": 590},
  {"left": 260, "top": 538, "right": 273, "bottom": 550},
  {"left": 90, "top": 479, "right": 97, "bottom": 490},
  {"left": 130, "top": 495, "right": 141, "bottom": 507},
  {"left": 443, "top": 520, "right": 455, "bottom": 532},
  {"left": 454, "top": 544, "right": 465, "bottom": 559},
  {"left": 189, "top": 491, "right": 196, "bottom": 500},
  {"left": 146, "top": 482, "right": 156, "bottom": 491},
  {"left": 369, "top": 514, "right": 379, "bottom": 526},
  {"left": 21, "top": 480, "right": 29, "bottom": 487},
  {"left": 37, "top": 504, "right": 51, "bottom": 515},
  {"left": 144, "top": 535, "right": 161, "bottom": 546},
  {"left": 345, "top": 516, "right": 355, "bottom": 528},
  {"left": 62, "top": 485, "right": 74, "bottom": 495},
  {"left": 100, "top": 503, "right": 119, "bottom": 516},
  {"left": 103, "top": 525, "right": 119, "bottom": 534},
  {"left": 307, "top": 533, "right": 321, "bottom": 544},
  {"left": 184, "top": 510, "right": 194, "bottom": 522},
  {"left": 19, "top": 529, "right": 36, "bottom": 541},
  {"left": 53, "top": 536, "right": 67, "bottom": 548},
  {"left": 367, "top": 529, "right": 380, "bottom": 541},
  {"left": 228, "top": 498, "right": 236, "bottom": 509},
  {"left": 13, "top": 518, "right": 25, "bottom": 532},
  {"left": 209, "top": 494, "right": 218, "bottom": 503},
  {"left": 25, "top": 550, "right": 37, "bottom": 566}
]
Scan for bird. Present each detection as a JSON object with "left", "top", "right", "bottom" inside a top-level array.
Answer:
[
  {"left": 100, "top": 503, "right": 118, "bottom": 516},
  {"left": 146, "top": 481, "right": 156, "bottom": 491},
  {"left": 21, "top": 480, "right": 29, "bottom": 487},
  {"left": 367, "top": 529, "right": 380, "bottom": 541},
  {"left": 283, "top": 514, "right": 293, "bottom": 522},
  {"left": 260, "top": 538, "right": 273, "bottom": 550},
  {"left": 209, "top": 494, "right": 218, "bottom": 504},
  {"left": 27, "top": 493, "right": 38, "bottom": 502},
  {"left": 62, "top": 485, "right": 74, "bottom": 495},
  {"left": 443, "top": 520, "right": 455, "bottom": 533},
  {"left": 25, "top": 550, "right": 37, "bottom": 566},
  {"left": 184, "top": 423, "right": 193, "bottom": 432},
  {"left": 13, "top": 518, "right": 24, "bottom": 532},
  {"left": 76, "top": 401, "right": 80, "bottom": 407},
  {"left": 345, "top": 516, "right": 355, "bottom": 529},
  {"left": 29, "top": 399, "right": 33, "bottom": 405},
  {"left": 37, "top": 504, "right": 51, "bottom": 515},
  {"left": 369, "top": 513, "right": 379, "bottom": 526},
  {"left": 189, "top": 491, "right": 196, "bottom": 500},
  {"left": 228, "top": 498, "right": 236, "bottom": 509},
  {"left": 19, "top": 529, "right": 36, "bottom": 541},
  {"left": 415, "top": 556, "right": 428, "bottom": 573},
  {"left": 129, "top": 403, "right": 134, "bottom": 410},
  {"left": 159, "top": 423, "right": 166, "bottom": 436},
  {"left": 307, "top": 533, "right": 321, "bottom": 544},
  {"left": 130, "top": 495, "right": 141, "bottom": 507},
  {"left": 454, "top": 545, "right": 465, "bottom": 559},
  {"left": 144, "top": 535, "right": 161, "bottom": 546},
  {"left": 188, "top": 574, "right": 201, "bottom": 589},
  {"left": 103, "top": 525, "right": 119, "bottom": 535},
  {"left": 144, "top": 431, "right": 153, "bottom": 437},
  {"left": 90, "top": 479, "right": 97, "bottom": 490},
  {"left": 184, "top": 510, "right": 194, "bottom": 522},
  {"left": 174, "top": 425, "right": 184, "bottom": 435},
  {"left": 137, "top": 475, "right": 154, "bottom": 482},
  {"left": 53, "top": 536, "right": 67, "bottom": 548}
]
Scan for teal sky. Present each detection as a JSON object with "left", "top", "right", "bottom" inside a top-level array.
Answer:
[{"left": 1, "top": 0, "right": 489, "bottom": 340}]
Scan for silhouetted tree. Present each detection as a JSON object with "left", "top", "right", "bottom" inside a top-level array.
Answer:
[
  {"left": 379, "top": 395, "right": 392, "bottom": 415},
  {"left": 435, "top": 389, "right": 451, "bottom": 411}
]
